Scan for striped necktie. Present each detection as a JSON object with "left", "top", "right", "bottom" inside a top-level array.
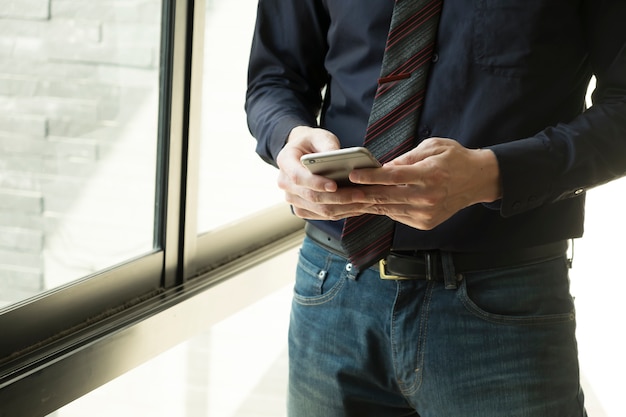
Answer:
[{"left": 340, "top": 0, "right": 443, "bottom": 269}]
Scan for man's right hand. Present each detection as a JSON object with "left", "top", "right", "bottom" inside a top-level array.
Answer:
[
  {"left": 277, "top": 126, "right": 397, "bottom": 222},
  {"left": 276, "top": 126, "right": 347, "bottom": 219},
  {"left": 277, "top": 125, "right": 341, "bottom": 189}
]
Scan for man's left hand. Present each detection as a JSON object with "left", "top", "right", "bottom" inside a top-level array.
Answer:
[{"left": 347, "top": 138, "right": 502, "bottom": 230}]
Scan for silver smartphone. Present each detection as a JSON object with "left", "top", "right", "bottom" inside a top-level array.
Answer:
[{"left": 300, "top": 147, "right": 381, "bottom": 185}]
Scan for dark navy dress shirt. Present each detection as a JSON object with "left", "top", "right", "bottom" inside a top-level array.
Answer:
[{"left": 246, "top": 0, "right": 626, "bottom": 252}]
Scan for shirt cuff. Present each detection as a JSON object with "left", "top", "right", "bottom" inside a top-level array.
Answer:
[{"left": 486, "top": 137, "right": 555, "bottom": 218}]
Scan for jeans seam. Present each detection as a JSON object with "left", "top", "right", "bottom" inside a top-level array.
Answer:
[{"left": 399, "top": 282, "right": 433, "bottom": 397}]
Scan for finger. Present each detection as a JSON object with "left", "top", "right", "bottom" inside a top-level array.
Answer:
[
  {"left": 349, "top": 165, "right": 428, "bottom": 186},
  {"left": 285, "top": 185, "right": 374, "bottom": 218},
  {"left": 348, "top": 166, "right": 395, "bottom": 185},
  {"left": 286, "top": 185, "right": 368, "bottom": 209},
  {"left": 360, "top": 202, "right": 448, "bottom": 231},
  {"left": 278, "top": 152, "right": 338, "bottom": 192},
  {"left": 278, "top": 129, "right": 343, "bottom": 192},
  {"left": 290, "top": 199, "right": 375, "bottom": 221}
]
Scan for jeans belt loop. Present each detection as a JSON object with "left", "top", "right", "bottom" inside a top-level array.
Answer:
[
  {"left": 441, "top": 252, "right": 458, "bottom": 290},
  {"left": 425, "top": 252, "right": 433, "bottom": 281}
]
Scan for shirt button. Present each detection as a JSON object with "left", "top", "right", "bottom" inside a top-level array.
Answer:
[
  {"left": 512, "top": 201, "right": 522, "bottom": 210},
  {"left": 574, "top": 188, "right": 584, "bottom": 195},
  {"left": 419, "top": 126, "right": 431, "bottom": 137},
  {"left": 432, "top": 53, "right": 439, "bottom": 63}
]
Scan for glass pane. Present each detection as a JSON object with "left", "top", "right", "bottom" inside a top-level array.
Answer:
[
  {"left": 0, "top": 0, "right": 162, "bottom": 308},
  {"left": 197, "top": 0, "right": 283, "bottom": 233}
]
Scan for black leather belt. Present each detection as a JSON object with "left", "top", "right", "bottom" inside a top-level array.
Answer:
[{"left": 304, "top": 223, "right": 568, "bottom": 281}]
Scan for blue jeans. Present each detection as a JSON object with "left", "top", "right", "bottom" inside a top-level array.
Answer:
[{"left": 288, "top": 237, "right": 587, "bottom": 417}]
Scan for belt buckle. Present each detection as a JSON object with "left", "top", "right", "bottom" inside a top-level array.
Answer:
[
  {"left": 378, "top": 258, "right": 406, "bottom": 280},
  {"left": 379, "top": 259, "right": 405, "bottom": 280},
  {"left": 379, "top": 253, "right": 435, "bottom": 281}
]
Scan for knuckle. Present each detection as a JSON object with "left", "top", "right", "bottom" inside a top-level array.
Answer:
[
  {"left": 316, "top": 206, "right": 336, "bottom": 220},
  {"left": 318, "top": 205, "right": 336, "bottom": 218},
  {"left": 295, "top": 206, "right": 312, "bottom": 218},
  {"left": 292, "top": 207, "right": 304, "bottom": 218},
  {"left": 277, "top": 169, "right": 301, "bottom": 189},
  {"left": 283, "top": 193, "right": 296, "bottom": 205},
  {"left": 276, "top": 176, "right": 289, "bottom": 190},
  {"left": 301, "top": 188, "right": 319, "bottom": 203}
]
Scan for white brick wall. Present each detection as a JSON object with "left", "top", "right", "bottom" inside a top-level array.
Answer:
[
  {"left": 0, "top": 189, "right": 43, "bottom": 214},
  {"left": 0, "top": 0, "right": 160, "bottom": 304},
  {"left": 0, "top": 114, "right": 48, "bottom": 136},
  {"left": 0, "top": 0, "right": 51, "bottom": 20},
  {"left": 0, "top": 19, "right": 102, "bottom": 43},
  {"left": 0, "top": 226, "right": 43, "bottom": 252}
]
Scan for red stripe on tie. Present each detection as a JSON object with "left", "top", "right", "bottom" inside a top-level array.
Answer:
[
  {"left": 349, "top": 228, "right": 394, "bottom": 264},
  {"left": 365, "top": 91, "right": 424, "bottom": 143},
  {"left": 342, "top": 213, "right": 375, "bottom": 234},
  {"left": 375, "top": 44, "right": 434, "bottom": 98},
  {"left": 386, "top": 0, "right": 442, "bottom": 50},
  {"left": 377, "top": 138, "right": 415, "bottom": 162},
  {"left": 350, "top": 219, "right": 393, "bottom": 261},
  {"left": 378, "top": 73, "right": 412, "bottom": 84}
]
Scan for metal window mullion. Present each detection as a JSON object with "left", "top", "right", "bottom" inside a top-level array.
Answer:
[
  {"left": 182, "top": 0, "right": 206, "bottom": 280},
  {"left": 161, "top": 0, "right": 197, "bottom": 287}
]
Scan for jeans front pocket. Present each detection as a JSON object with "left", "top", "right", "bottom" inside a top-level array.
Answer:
[
  {"left": 458, "top": 255, "right": 576, "bottom": 326},
  {"left": 293, "top": 237, "right": 350, "bottom": 306}
]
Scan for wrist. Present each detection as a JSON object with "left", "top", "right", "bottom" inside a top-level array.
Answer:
[{"left": 287, "top": 125, "right": 314, "bottom": 145}]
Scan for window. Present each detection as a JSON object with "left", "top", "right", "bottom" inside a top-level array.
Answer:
[
  {"left": 197, "top": 0, "right": 283, "bottom": 233},
  {"left": 0, "top": 0, "right": 302, "bottom": 415}
]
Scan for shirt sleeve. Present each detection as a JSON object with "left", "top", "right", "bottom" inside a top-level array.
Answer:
[
  {"left": 245, "top": 0, "right": 330, "bottom": 167},
  {"left": 488, "top": 0, "right": 626, "bottom": 217}
]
